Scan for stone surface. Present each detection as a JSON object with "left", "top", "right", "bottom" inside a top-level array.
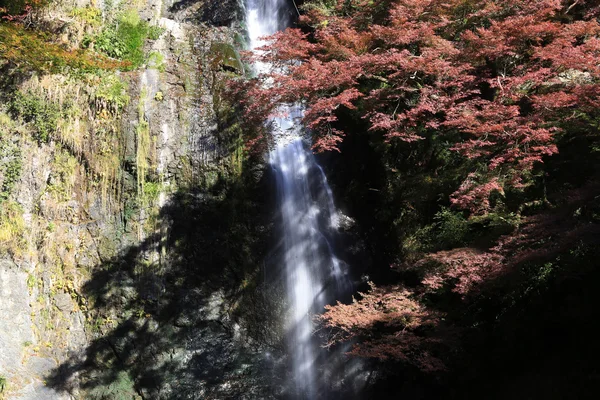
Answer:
[
  {"left": 0, "top": 260, "right": 73, "bottom": 399},
  {"left": 1, "top": 0, "right": 278, "bottom": 399},
  {"left": 54, "top": 293, "right": 73, "bottom": 312},
  {"left": 0, "top": 260, "right": 34, "bottom": 373}
]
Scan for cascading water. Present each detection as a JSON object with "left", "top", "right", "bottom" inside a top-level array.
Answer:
[{"left": 246, "top": 0, "right": 358, "bottom": 398}]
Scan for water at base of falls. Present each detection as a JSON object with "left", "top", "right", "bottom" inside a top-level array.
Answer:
[{"left": 245, "top": 0, "right": 360, "bottom": 398}]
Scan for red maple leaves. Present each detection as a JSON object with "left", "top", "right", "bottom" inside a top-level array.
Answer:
[
  {"left": 317, "top": 282, "right": 446, "bottom": 371},
  {"left": 237, "top": 0, "right": 600, "bottom": 213}
]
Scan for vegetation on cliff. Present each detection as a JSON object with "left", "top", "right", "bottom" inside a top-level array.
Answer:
[
  {"left": 2, "top": 0, "right": 598, "bottom": 397},
  {"left": 2, "top": 0, "right": 275, "bottom": 398}
]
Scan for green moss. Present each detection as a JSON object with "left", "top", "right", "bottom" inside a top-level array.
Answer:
[
  {"left": 147, "top": 25, "right": 166, "bottom": 40},
  {"left": 209, "top": 42, "right": 244, "bottom": 73},
  {"left": 0, "top": 112, "right": 13, "bottom": 132},
  {"left": 142, "top": 181, "right": 162, "bottom": 204},
  {"left": 47, "top": 150, "right": 78, "bottom": 202},
  {"left": 136, "top": 120, "right": 150, "bottom": 199},
  {"left": 147, "top": 51, "right": 166, "bottom": 73},
  {"left": 0, "top": 23, "right": 124, "bottom": 74},
  {"left": 135, "top": 87, "right": 159, "bottom": 210},
  {"left": 87, "top": 370, "right": 138, "bottom": 400},
  {"left": 203, "top": 170, "right": 220, "bottom": 189}
]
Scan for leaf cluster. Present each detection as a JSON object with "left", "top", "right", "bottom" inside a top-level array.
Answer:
[
  {"left": 9, "top": 90, "right": 63, "bottom": 143},
  {"left": 81, "top": 8, "right": 163, "bottom": 70},
  {"left": 242, "top": 0, "right": 600, "bottom": 213}
]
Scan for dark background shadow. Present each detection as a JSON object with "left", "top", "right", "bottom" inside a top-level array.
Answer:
[{"left": 45, "top": 155, "right": 284, "bottom": 399}]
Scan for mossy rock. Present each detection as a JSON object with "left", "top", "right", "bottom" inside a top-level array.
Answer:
[{"left": 209, "top": 42, "right": 244, "bottom": 73}]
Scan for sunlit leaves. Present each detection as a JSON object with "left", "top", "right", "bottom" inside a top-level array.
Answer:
[{"left": 238, "top": 0, "right": 600, "bottom": 213}]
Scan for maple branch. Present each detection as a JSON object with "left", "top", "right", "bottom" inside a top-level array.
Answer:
[
  {"left": 566, "top": 0, "right": 580, "bottom": 14},
  {"left": 291, "top": 0, "right": 300, "bottom": 17},
  {"left": 357, "top": 73, "right": 389, "bottom": 84}
]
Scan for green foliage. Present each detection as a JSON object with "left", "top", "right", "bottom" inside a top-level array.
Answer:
[
  {"left": 141, "top": 181, "right": 162, "bottom": 204},
  {"left": 27, "top": 273, "right": 37, "bottom": 289},
  {"left": 468, "top": 211, "right": 520, "bottom": 237},
  {"left": 0, "top": 0, "right": 51, "bottom": 16},
  {"left": 300, "top": 0, "right": 337, "bottom": 17},
  {"left": 70, "top": 5, "right": 102, "bottom": 27},
  {"left": 402, "top": 208, "right": 469, "bottom": 254},
  {"left": 96, "top": 73, "right": 130, "bottom": 111},
  {"left": 432, "top": 207, "right": 470, "bottom": 249},
  {"left": 0, "top": 113, "right": 13, "bottom": 132},
  {"left": 0, "top": 374, "right": 6, "bottom": 395},
  {"left": 122, "top": 195, "right": 138, "bottom": 224},
  {"left": 117, "top": 12, "right": 148, "bottom": 69},
  {"left": 405, "top": 207, "right": 520, "bottom": 255},
  {"left": 0, "top": 155, "right": 21, "bottom": 201},
  {"left": 147, "top": 25, "right": 165, "bottom": 40},
  {"left": 87, "top": 27, "right": 126, "bottom": 59},
  {"left": 10, "top": 91, "right": 62, "bottom": 143},
  {"left": 84, "top": 9, "right": 154, "bottom": 70},
  {"left": 0, "top": 124, "right": 22, "bottom": 201}
]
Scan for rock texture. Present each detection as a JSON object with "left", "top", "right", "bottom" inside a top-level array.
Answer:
[{"left": 1, "top": 0, "right": 277, "bottom": 399}]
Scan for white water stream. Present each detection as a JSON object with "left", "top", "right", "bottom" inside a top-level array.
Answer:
[{"left": 246, "top": 0, "right": 353, "bottom": 397}]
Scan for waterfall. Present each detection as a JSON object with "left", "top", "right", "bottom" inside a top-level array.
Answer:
[{"left": 245, "top": 0, "right": 355, "bottom": 398}]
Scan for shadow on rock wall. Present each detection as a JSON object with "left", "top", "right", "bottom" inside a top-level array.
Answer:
[{"left": 44, "top": 161, "right": 286, "bottom": 399}]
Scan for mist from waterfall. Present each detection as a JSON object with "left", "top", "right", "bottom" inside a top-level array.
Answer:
[{"left": 245, "top": 0, "right": 357, "bottom": 398}]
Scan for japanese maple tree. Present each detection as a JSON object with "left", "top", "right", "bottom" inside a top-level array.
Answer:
[{"left": 239, "top": 0, "right": 600, "bottom": 213}]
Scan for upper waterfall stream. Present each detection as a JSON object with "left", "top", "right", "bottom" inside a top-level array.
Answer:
[{"left": 246, "top": 0, "right": 358, "bottom": 398}]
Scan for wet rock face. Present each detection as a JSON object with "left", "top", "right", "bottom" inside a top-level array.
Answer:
[
  {"left": 169, "top": 0, "right": 244, "bottom": 27},
  {"left": 200, "top": 0, "right": 243, "bottom": 26}
]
